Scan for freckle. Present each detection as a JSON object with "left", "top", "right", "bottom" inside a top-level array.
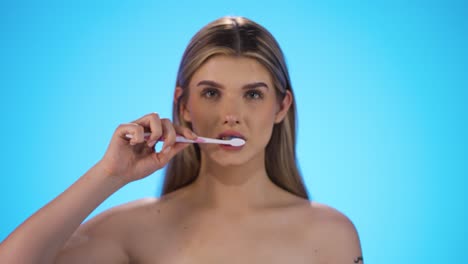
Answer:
[
  {"left": 157, "top": 209, "right": 161, "bottom": 213},
  {"left": 183, "top": 226, "right": 188, "bottom": 230}
]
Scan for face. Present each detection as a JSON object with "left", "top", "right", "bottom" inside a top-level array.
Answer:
[{"left": 177, "top": 55, "right": 291, "bottom": 167}]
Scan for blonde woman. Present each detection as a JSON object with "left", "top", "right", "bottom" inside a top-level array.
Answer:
[{"left": 0, "top": 16, "right": 363, "bottom": 263}]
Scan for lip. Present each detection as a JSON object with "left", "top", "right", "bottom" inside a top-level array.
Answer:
[
  {"left": 217, "top": 130, "right": 246, "bottom": 142},
  {"left": 216, "top": 130, "right": 246, "bottom": 150}
]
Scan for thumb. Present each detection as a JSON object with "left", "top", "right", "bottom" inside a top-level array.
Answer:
[
  {"left": 150, "top": 143, "right": 190, "bottom": 167},
  {"left": 163, "top": 142, "right": 191, "bottom": 160}
]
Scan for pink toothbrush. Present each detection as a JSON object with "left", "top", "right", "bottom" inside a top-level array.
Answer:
[{"left": 125, "top": 132, "right": 245, "bottom": 147}]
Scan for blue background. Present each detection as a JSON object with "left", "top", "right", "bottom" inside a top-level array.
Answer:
[{"left": 1, "top": 1, "right": 467, "bottom": 263}]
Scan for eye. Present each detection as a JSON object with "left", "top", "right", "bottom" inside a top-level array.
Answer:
[
  {"left": 245, "top": 89, "right": 264, "bottom": 100},
  {"left": 201, "top": 88, "right": 220, "bottom": 99}
]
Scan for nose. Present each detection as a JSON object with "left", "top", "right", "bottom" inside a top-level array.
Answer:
[
  {"left": 220, "top": 96, "right": 241, "bottom": 126},
  {"left": 224, "top": 114, "right": 240, "bottom": 126}
]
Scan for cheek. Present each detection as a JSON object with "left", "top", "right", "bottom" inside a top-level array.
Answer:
[
  {"left": 186, "top": 101, "right": 217, "bottom": 132},
  {"left": 248, "top": 104, "right": 277, "bottom": 135},
  {"left": 255, "top": 101, "right": 278, "bottom": 122}
]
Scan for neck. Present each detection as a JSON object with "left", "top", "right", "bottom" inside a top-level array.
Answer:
[{"left": 188, "top": 152, "right": 278, "bottom": 213}]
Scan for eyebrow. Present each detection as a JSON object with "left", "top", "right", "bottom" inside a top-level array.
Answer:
[{"left": 196, "top": 80, "right": 269, "bottom": 90}]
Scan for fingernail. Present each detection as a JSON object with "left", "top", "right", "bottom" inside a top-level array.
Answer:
[
  {"left": 191, "top": 132, "right": 197, "bottom": 138},
  {"left": 163, "top": 146, "right": 171, "bottom": 154},
  {"left": 147, "top": 140, "right": 156, "bottom": 147}
]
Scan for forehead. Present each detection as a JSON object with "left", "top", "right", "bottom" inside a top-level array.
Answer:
[{"left": 189, "top": 55, "right": 272, "bottom": 87}]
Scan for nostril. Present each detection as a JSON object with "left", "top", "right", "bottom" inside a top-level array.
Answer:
[{"left": 224, "top": 115, "right": 239, "bottom": 123}]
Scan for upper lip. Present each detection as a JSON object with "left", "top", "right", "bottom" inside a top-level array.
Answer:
[{"left": 217, "top": 130, "right": 246, "bottom": 141}]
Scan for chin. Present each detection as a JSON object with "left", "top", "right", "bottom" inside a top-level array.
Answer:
[
  {"left": 203, "top": 150, "right": 252, "bottom": 167},
  {"left": 210, "top": 156, "right": 250, "bottom": 167},
  {"left": 219, "top": 161, "right": 247, "bottom": 168},
  {"left": 201, "top": 146, "right": 264, "bottom": 168}
]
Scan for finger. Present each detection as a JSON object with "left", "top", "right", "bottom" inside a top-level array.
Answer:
[
  {"left": 116, "top": 123, "right": 145, "bottom": 145},
  {"left": 173, "top": 125, "right": 198, "bottom": 140},
  {"left": 171, "top": 141, "right": 192, "bottom": 155},
  {"left": 151, "top": 141, "right": 190, "bottom": 166},
  {"left": 160, "top": 119, "right": 176, "bottom": 151},
  {"left": 132, "top": 113, "right": 163, "bottom": 147},
  {"left": 146, "top": 113, "right": 163, "bottom": 144},
  {"left": 166, "top": 142, "right": 192, "bottom": 161}
]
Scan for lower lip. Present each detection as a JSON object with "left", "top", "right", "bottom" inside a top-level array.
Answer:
[{"left": 219, "top": 144, "right": 244, "bottom": 151}]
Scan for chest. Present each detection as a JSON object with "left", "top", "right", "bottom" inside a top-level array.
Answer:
[{"left": 129, "top": 215, "right": 319, "bottom": 264}]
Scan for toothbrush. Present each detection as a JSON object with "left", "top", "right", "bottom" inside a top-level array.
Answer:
[{"left": 125, "top": 132, "right": 245, "bottom": 147}]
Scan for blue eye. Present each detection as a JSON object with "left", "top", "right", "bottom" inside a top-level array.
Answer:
[{"left": 245, "top": 90, "right": 264, "bottom": 100}]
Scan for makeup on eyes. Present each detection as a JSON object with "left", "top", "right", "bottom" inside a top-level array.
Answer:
[{"left": 199, "top": 87, "right": 265, "bottom": 100}]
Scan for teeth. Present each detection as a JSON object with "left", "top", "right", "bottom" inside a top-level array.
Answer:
[{"left": 221, "top": 136, "right": 240, "bottom": 140}]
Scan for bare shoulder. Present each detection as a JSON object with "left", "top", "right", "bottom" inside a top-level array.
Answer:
[
  {"left": 306, "top": 201, "right": 357, "bottom": 228},
  {"left": 56, "top": 198, "right": 161, "bottom": 263},
  {"left": 76, "top": 198, "right": 157, "bottom": 232},
  {"left": 67, "top": 187, "right": 189, "bottom": 246},
  {"left": 302, "top": 201, "right": 364, "bottom": 263}
]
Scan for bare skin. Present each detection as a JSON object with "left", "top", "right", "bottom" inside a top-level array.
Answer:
[{"left": 0, "top": 56, "right": 363, "bottom": 264}]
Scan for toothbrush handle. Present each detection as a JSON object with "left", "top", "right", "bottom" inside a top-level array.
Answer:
[
  {"left": 175, "top": 135, "right": 197, "bottom": 143},
  {"left": 126, "top": 133, "right": 197, "bottom": 143},
  {"left": 126, "top": 133, "right": 211, "bottom": 144}
]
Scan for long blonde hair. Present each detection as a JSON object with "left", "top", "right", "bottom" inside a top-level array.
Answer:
[{"left": 162, "top": 16, "right": 309, "bottom": 199}]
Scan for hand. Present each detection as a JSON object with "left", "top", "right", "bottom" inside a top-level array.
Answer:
[{"left": 97, "top": 113, "right": 197, "bottom": 184}]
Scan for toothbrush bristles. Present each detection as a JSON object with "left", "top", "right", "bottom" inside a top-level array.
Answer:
[{"left": 229, "top": 138, "right": 246, "bottom": 147}]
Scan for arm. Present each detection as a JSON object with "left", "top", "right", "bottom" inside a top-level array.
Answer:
[
  {"left": 0, "top": 165, "right": 128, "bottom": 264},
  {"left": 323, "top": 212, "right": 363, "bottom": 263},
  {"left": 309, "top": 203, "right": 363, "bottom": 264},
  {"left": 326, "top": 216, "right": 363, "bottom": 264},
  {"left": 0, "top": 113, "right": 195, "bottom": 264}
]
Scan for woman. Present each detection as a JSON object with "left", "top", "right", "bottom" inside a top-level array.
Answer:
[{"left": 0, "top": 16, "right": 363, "bottom": 263}]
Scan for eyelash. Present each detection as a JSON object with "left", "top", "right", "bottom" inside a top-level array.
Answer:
[
  {"left": 245, "top": 90, "right": 264, "bottom": 100},
  {"left": 201, "top": 88, "right": 264, "bottom": 100},
  {"left": 201, "top": 88, "right": 219, "bottom": 98}
]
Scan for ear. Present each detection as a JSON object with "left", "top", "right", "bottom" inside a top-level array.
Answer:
[
  {"left": 274, "top": 90, "right": 292, "bottom": 123},
  {"left": 174, "top": 87, "right": 191, "bottom": 122}
]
